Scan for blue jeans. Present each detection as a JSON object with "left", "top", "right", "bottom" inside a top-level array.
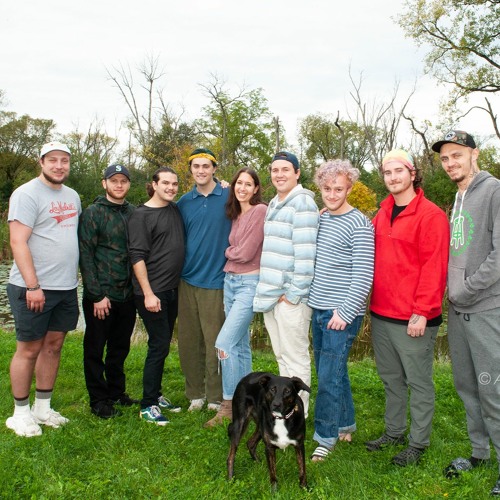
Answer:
[
  {"left": 215, "top": 273, "right": 258, "bottom": 400},
  {"left": 312, "top": 309, "right": 363, "bottom": 448}
]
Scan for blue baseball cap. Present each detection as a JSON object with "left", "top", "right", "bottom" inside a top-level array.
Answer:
[{"left": 272, "top": 151, "right": 300, "bottom": 171}]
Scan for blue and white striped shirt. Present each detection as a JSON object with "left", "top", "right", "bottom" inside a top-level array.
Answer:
[{"left": 308, "top": 208, "right": 374, "bottom": 323}]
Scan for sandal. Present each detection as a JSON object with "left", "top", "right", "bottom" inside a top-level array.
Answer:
[
  {"left": 311, "top": 446, "right": 331, "bottom": 462},
  {"left": 339, "top": 433, "right": 352, "bottom": 443}
]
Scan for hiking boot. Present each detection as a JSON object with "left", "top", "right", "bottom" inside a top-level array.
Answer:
[
  {"left": 140, "top": 405, "right": 169, "bottom": 426},
  {"left": 392, "top": 446, "right": 425, "bottom": 466},
  {"left": 6, "top": 414, "right": 42, "bottom": 437},
  {"left": 444, "top": 456, "right": 490, "bottom": 479},
  {"left": 365, "top": 433, "right": 406, "bottom": 451},
  {"left": 188, "top": 398, "right": 206, "bottom": 412},
  {"left": 491, "top": 476, "right": 500, "bottom": 496},
  {"left": 158, "top": 396, "right": 181, "bottom": 413},
  {"left": 204, "top": 399, "right": 232, "bottom": 428},
  {"left": 114, "top": 393, "right": 140, "bottom": 406},
  {"left": 31, "top": 407, "right": 69, "bottom": 428},
  {"left": 91, "top": 401, "right": 122, "bottom": 419}
]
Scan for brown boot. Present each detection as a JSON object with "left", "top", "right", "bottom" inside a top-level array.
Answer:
[{"left": 203, "top": 399, "right": 232, "bottom": 428}]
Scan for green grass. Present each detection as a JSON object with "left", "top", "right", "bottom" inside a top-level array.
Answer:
[{"left": 0, "top": 329, "right": 497, "bottom": 499}]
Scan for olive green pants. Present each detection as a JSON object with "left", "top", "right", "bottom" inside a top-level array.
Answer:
[{"left": 177, "top": 280, "right": 224, "bottom": 404}]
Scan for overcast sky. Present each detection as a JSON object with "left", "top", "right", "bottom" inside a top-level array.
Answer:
[{"left": 1, "top": 0, "right": 494, "bottom": 152}]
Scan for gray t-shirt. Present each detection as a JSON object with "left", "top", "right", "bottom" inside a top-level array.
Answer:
[{"left": 8, "top": 177, "right": 81, "bottom": 290}]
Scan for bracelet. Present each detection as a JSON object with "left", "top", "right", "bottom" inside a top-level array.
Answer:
[{"left": 26, "top": 284, "right": 41, "bottom": 291}]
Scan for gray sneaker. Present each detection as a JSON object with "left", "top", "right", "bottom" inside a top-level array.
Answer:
[
  {"left": 365, "top": 433, "right": 406, "bottom": 451},
  {"left": 157, "top": 396, "right": 181, "bottom": 413},
  {"left": 444, "top": 456, "right": 489, "bottom": 478},
  {"left": 188, "top": 398, "right": 206, "bottom": 412},
  {"left": 491, "top": 476, "right": 500, "bottom": 496},
  {"left": 392, "top": 446, "right": 425, "bottom": 466}
]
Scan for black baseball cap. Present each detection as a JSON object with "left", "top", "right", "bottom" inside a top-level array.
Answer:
[
  {"left": 272, "top": 151, "right": 300, "bottom": 171},
  {"left": 432, "top": 130, "right": 477, "bottom": 153},
  {"left": 103, "top": 164, "right": 130, "bottom": 180}
]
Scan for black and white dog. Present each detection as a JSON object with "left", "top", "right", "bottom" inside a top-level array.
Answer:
[{"left": 227, "top": 371, "right": 310, "bottom": 489}]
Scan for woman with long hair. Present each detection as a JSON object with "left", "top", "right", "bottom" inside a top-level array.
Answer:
[{"left": 205, "top": 167, "right": 267, "bottom": 427}]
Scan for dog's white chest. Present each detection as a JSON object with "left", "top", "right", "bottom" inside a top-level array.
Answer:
[{"left": 270, "top": 419, "right": 297, "bottom": 449}]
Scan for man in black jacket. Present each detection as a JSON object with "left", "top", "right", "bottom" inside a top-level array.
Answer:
[{"left": 79, "top": 164, "right": 138, "bottom": 418}]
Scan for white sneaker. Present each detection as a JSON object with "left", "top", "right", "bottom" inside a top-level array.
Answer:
[
  {"left": 188, "top": 398, "right": 206, "bottom": 412},
  {"left": 32, "top": 407, "right": 69, "bottom": 428},
  {"left": 207, "top": 402, "right": 221, "bottom": 412},
  {"left": 6, "top": 414, "right": 42, "bottom": 437}
]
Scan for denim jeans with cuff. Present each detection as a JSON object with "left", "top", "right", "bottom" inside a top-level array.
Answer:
[{"left": 312, "top": 309, "right": 363, "bottom": 449}]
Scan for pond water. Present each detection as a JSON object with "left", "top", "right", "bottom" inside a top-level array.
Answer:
[
  {"left": 0, "top": 260, "right": 86, "bottom": 332},
  {"left": 0, "top": 260, "right": 271, "bottom": 349},
  {"left": 0, "top": 261, "right": 15, "bottom": 330},
  {"left": 0, "top": 260, "right": 449, "bottom": 359}
]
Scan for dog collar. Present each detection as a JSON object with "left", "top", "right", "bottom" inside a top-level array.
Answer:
[{"left": 273, "top": 405, "right": 299, "bottom": 420}]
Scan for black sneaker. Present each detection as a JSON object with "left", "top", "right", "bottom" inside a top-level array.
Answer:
[
  {"left": 444, "top": 456, "right": 490, "bottom": 479},
  {"left": 114, "top": 394, "right": 140, "bottom": 406},
  {"left": 365, "top": 433, "right": 406, "bottom": 451},
  {"left": 491, "top": 476, "right": 500, "bottom": 496},
  {"left": 392, "top": 446, "right": 425, "bottom": 466},
  {"left": 91, "top": 401, "right": 122, "bottom": 419}
]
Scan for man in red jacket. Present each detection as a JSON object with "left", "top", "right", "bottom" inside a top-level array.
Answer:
[{"left": 365, "top": 149, "right": 449, "bottom": 466}]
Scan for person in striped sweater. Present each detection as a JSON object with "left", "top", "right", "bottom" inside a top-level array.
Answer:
[
  {"left": 253, "top": 151, "right": 319, "bottom": 416},
  {"left": 308, "top": 159, "right": 374, "bottom": 462}
]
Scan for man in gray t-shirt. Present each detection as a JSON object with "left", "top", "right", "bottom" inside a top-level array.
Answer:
[{"left": 6, "top": 141, "right": 81, "bottom": 438}]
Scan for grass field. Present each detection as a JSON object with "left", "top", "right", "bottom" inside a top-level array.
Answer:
[{"left": 0, "top": 329, "right": 497, "bottom": 499}]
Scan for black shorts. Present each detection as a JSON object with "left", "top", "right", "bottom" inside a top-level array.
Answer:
[{"left": 7, "top": 284, "right": 79, "bottom": 341}]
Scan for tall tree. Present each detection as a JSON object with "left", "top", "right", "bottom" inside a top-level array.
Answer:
[
  {"left": 348, "top": 69, "right": 415, "bottom": 169},
  {"left": 62, "top": 122, "right": 119, "bottom": 207},
  {"left": 197, "top": 75, "right": 275, "bottom": 173},
  {"left": 298, "top": 113, "right": 372, "bottom": 170},
  {"left": 143, "top": 113, "right": 197, "bottom": 171},
  {"left": 0, "top": 111, "right": 54, "bottom": 204},
  {"left": 398, "top": 0, "right": 500, "bottom": 139},
  {"left": 106, "top": 55, "right": 192, "bottom": 169}
]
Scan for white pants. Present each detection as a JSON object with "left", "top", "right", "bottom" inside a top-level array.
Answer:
[{"left": 264, "top": 301, "right": 312, "bottom": 415}]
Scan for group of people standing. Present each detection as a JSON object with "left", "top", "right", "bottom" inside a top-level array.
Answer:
[{"left": 4, "top": 130, "right": 500, "bottom": 496}]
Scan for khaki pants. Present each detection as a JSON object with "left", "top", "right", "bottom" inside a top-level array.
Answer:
[
  {"left": 178, "top": 280, "right": 224, "bottom": 403},
  {"left": 263, "top": 301, "right": 312, "bottom": 415}
]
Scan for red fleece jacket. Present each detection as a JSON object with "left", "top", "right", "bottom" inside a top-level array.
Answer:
[{"left": 370, "top": 188, "right": 449, "bottom": 321}]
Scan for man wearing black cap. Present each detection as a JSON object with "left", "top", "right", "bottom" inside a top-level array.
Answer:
[
  {"left": 432, "top": 131, "right": 500, "bottom": 496},
  {"left": 79, "top": 164, "right": 138, "bottom": 419}
]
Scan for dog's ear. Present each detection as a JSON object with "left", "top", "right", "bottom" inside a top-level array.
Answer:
[
  {"left": 291, "top": 377, "right": 311, "bottom": 394},
  {"left": 258, "top": 374, "right": 272, "bottom": 388}
]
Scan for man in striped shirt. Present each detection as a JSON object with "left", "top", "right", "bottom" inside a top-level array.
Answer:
[
  {"left": 253, "top": 151, "right": 319, "bottom": 415},
  {"left": 308, "top": 159, "right": 374, "bottom": 462}
]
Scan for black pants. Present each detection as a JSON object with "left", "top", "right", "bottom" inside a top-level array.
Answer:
[
  {"left": 135, "top": 289, "right": 178, "bottom": 408},
  {"left": 83, "top": 297, "right": 136, "bottom": 406}
]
